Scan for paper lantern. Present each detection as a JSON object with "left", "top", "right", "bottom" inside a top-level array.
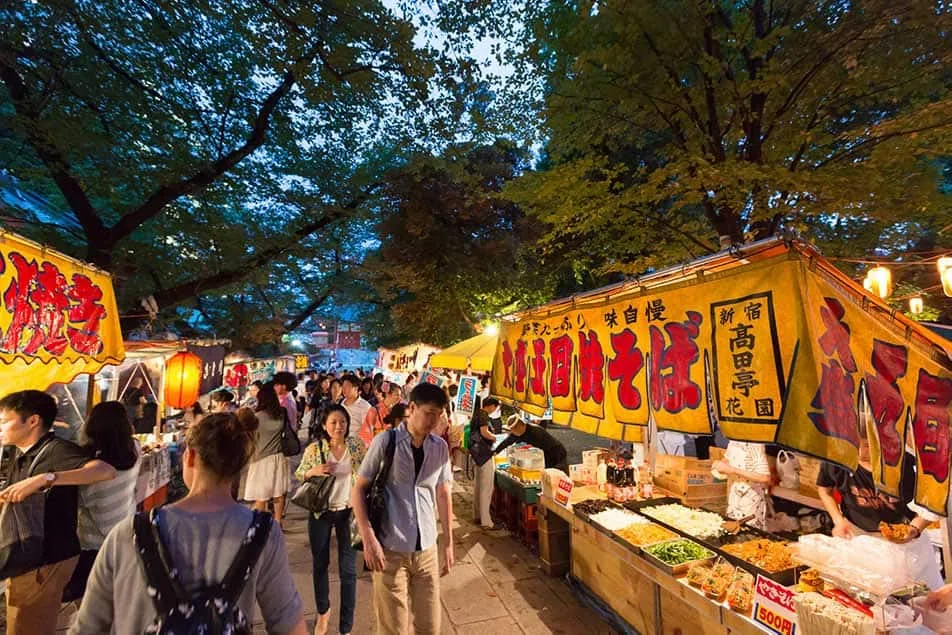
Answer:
[
  {"left": 165, "top": 351, "right": 203, "bottom": 409},
  {"left": 866, "top": 266, "right": 892, "bottom": 299},
  {"left": 937, "top": 257, "right": 952, "bottom": 275},
  {"left": 943, "top": 267, "right": 952, "bottom": 298},
  {"left": 909, "top": 297, "right": 924, "bottom": 315}
]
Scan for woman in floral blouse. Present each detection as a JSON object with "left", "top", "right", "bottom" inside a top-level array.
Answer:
[{"left": 295, "top": 404, "right": 366, "bottom": 635}]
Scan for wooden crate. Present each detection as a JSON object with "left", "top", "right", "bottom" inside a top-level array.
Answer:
[{"left": 653, "top": 454, "right": 723, "bottom": 498}]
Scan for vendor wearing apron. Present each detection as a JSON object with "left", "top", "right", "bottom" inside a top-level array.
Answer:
[{"left": 816, "top": 439, "right": 942, "bottom": 589}]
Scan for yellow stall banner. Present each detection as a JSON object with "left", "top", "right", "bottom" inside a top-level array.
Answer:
[
  {"left": 0, "top": 232, "right": 125, "bottom": 391},
  {"left": 492, "top": 245, "right": 952, "bottom": 514}
]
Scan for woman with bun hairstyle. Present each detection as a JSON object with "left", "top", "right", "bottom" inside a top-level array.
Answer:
[
  {"left": 71, "top": 409, "right": 306, "bottom": 634},
  {"left": 295, "top": 404, "right": 366, "bottom": 635}
]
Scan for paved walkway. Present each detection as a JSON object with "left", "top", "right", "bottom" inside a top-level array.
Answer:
[{"left": 46, "top": 465, "right": 615, "bottom": 634}]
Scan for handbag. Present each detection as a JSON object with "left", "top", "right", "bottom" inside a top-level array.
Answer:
[
  {"left": 280, "top": 409, "right": 302, "bottom": 457},
  {"left": 353, "top": 429, "right": 397, "bottom": 550},
  {"left": 289, "top": 443, "right": 334, "bottom": 513},
  {"left": 0, "top": 441, "right": 55, "bottom": 580}
]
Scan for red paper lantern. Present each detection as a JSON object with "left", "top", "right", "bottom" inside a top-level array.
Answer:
[{"left": 165, "top": 351, "right": 203, "bottom": 409}]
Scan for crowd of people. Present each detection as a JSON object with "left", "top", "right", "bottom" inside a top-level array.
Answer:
[{"left": 0, "top": 367, "right": 493, "bottom": 635}]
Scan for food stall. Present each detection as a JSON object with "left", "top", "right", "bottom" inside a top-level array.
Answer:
[
  {"left": 376, "top": 342, "right": 441, "bottom": 383},
  {"left": 491, "top": 238, "right": 952, "bottom": 634}
]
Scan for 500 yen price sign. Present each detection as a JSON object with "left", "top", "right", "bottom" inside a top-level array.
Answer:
[{"left": 752, "top": 575, "right": 797, "bottom": 635}]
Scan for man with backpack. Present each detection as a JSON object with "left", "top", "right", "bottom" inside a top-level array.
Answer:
[
  {"left": 352, "top": 383, "right": 454, "bottom": 635},
  {"left": 0, "top": 390, "right": 111, "bottom": 634}
]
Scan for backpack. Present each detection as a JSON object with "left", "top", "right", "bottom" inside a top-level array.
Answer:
[
  {"left": 468, "top": 411, "right": 492, "bottom": 466},
  {"left": 132, "top": 508, "right": 272, "bottom": 635}
]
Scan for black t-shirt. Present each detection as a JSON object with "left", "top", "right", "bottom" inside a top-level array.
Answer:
[
  {"left": 411, "top": 443, "right": 424, "bottom": 551},
  {"left": 495, "top": 424, "right": 567, "bottom": 469},
  {"left": 9, "top": 433, "right": 91, "bottom": 565},
  {"left": 816, "top": 459, "right": 916, "bottom": 532}
]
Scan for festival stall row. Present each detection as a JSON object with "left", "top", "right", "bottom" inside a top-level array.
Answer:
[{"left": 490, "top": 238, "right": 952, "bottom": 634}]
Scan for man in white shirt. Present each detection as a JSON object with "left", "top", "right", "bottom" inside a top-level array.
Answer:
[{"left": 340, "top": 373, "right": 371, "bottom": 438}]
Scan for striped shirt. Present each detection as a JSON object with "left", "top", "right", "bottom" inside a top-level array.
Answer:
[{"left": 77, "top": 460, "right": 140, "bottom": 550}]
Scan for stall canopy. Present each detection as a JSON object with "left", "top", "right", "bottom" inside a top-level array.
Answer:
[
  {"left": 491, "top": 238, "right": 952, "bottom": 515},
  {"left": 429, "top": 332, "right": 497, "bottom": 372},
  {"left": 0, "top": 230, "right": 125, "bottom": 390}
]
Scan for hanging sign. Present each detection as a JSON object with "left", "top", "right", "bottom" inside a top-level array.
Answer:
[
  {"left": 492, "top": 247, "right": 951, "bottom": 513},
  {"left": 0, "top": 231, "right": 125, "bottom": 390},
  {"left": 752, "top": 575, "right": 798, "bottom": 635},
  {"left": 295, "top": 354, "right": 309, "bottom": 370},
  {"left": 187, "top": 344, "right": 225, "bottom": 395},
  {"left": 419, "top": 370, "right": 446, "bottom": 388},
  {"left": 455, "top": 375, "right": 480, "bottom": 418}
]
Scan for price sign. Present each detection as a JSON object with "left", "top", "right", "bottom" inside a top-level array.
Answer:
[{"left": 753, "top": 575, "right": 798, "bottom": 635}]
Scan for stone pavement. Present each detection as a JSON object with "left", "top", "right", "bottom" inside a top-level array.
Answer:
[{"left": 49, "top": 465, "right": 616, "bottom": 634}]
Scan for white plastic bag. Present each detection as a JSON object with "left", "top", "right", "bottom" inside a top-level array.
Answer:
[{"left": 776, "top": 450, "right": 800, "bottom": 489}]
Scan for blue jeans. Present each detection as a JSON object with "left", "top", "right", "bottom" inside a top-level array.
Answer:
[{"left": 308, "top": 508, "right": 357, "bottom": 633}]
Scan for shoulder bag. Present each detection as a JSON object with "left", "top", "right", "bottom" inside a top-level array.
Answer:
[
  {"left": 352, "top": 429, "right": 397, "bottom": 551},
  {"left": 0, "top": 440, "right": 56, "bottom": 580},
  {"left": 289, "top": 442, "right": 335, "bottom": 513},
  {"left": 280, "top": 409, "right": 302, "bottom": 457}
]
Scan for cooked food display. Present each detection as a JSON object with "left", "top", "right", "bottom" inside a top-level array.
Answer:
[
  {"left": 643, "top": 539, "right": 714, "bottom": 567},
  {"left": 589, "top": 508, "right": 648, "bottom": 531},
  {"left": 722, "top": 539, "right": 795, "bottom": 572},
  {"left": 686, "top": 562, "right": 710, "bottom": 587},
  {"left": 574, "top": 499, "right": 619, "bottom": 516},
  {"left": 727, "top": 569, "right": 754, "bottom": 615},
  {"left": 878, "top": 521, "right": 913, "bottom": 543},
  {"left": 701, "top": 561, "right": 736, "bottom": 600},
  {"left": 640, "top": 503, "right": 726, "bottom": 538},
  {"left": 615, "top": 523, "right": 677, "bottom": 547}
]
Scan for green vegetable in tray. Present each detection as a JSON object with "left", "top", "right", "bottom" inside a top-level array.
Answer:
[{"left": 644, "top": 539, "right": 714, "bottom": 565}]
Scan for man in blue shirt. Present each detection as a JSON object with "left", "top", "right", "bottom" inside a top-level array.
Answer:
[{"left": 352, "top": 383, "right": 453, "bottom": 635}]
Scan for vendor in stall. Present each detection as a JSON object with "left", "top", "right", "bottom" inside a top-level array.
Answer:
[
  {"left": 711, "top": 441, "right": 773, "bottom": 530},
  {"left": 816, "top": 438, "right": 943, "bottom": 589},
  {"left": 493, "top": 416, "right": 568, "bottom": 473}
]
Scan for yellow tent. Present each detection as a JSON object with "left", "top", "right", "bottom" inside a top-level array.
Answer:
[{"left": 429, "top": 332, "right": 497, "bottom": 372}]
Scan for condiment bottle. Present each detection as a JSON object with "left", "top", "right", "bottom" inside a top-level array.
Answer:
[
  {"left": 640, "top": 468, "right": 654, "bottom": 499},
  {"left": 605, "top": 461, "right": 616, "bottom": 499},
  {"left": 596, "top": 460, "right": 607, "bottom": 493}
]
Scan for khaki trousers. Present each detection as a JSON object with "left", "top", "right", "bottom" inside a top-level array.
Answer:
[
  {"left": 6, "top": 555, "right": 79, "bottom": 635},
  {"left": 372, "top": 546, "right": 440, "bottom": 634}
]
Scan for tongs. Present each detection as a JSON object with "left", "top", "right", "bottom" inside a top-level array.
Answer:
[{"left": 721, "top": 514, "right": 755, "bottom": 535}]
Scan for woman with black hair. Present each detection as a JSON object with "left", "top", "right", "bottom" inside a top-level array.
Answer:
[
  {"left": 295, "top": 405, "right": 366, "bottom": 635},
  {"left": 64, "top": 400, "right": 141, "bottom": 601},
  {"left": 242, "top": 383, "right": 290, "bottom": 528}
]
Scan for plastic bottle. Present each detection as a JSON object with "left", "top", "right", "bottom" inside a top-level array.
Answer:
[
  {"left": 640, "top": 468, "right": 654, "bottom": 500},
  {"left": 605, "top": 461, "right": 616, "bottom": 499},
  {"left": 626, "top": 467, "right": 636, "bottom": 501},
  {"left": 596, "top": 460, "right": 607, "bottom": 493},
  {"left": 615, "top": 459, "right": 628, "bottom": 502}
]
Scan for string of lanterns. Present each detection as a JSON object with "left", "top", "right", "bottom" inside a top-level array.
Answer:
[{"left": 861, "top": 257, "right": 952, "bottom": 315}]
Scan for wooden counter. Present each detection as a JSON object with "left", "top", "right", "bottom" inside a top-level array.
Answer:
[{"left": 539, "top": 494, "right": 769, "bottom": 635}]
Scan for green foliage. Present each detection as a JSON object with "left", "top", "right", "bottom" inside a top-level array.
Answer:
[
  {"left": 502, "top": 0, "right": 952, "bottom": 278},
  {"left": 354, "top": 140, "right": 560, "bottom": 347}
]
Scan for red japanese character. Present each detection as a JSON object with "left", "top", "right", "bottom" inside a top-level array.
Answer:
[
  {"left": 808, "top": 359, "right": 859, "bottom": 445},
  {"left": 548, "top": 334, "right": 573, "bottom": 398},
  {"left": 2, "top": 253, "right": 71, "bottom": 355},
  {"left": 501, "top": 341, "right": 514, "bottom": 389},
  {"left": 649, "top": 311, "right": 703, "bottom": 414},
  {"left": 865, "top": 340, "right": 908, "bottom": 466},
  {"left": 578, "top": 330, "right": 605, "bottom": 404},
  {"left": 818, "top": 298, "right": 857, "bottom": 372},
  {"left": 66, "top": 273, "right": 106, "bottom": 355},
  {"left": 607, "top": 329, "right": 645, "bottom": 410},
  {"left": 529, "top": 338, "right": 547, "bottom": 396},
  {"left": 912, "top": 370, "right": 952, "bottom": 483},
  {"left": 514, "top": 340, "right": 528, "bottom": 393}
]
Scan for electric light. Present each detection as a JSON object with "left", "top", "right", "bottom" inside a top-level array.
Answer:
[
  {"left": 165, "top": 351, "right": 203, "bottom": 409},
  {"left": 943, "top": 268, "right": 952, "bottom": 298},
  {"left": 485, "top": 323, "right": 500, "bottom": 336},
  {"left": 866, "top": 266, "right": 892, "bottom": 299},
  {"left": 909, "top": 297, "right": 924, "bottom": 315}
]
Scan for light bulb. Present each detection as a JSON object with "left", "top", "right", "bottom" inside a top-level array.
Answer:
[
  {"left": 866, "top": 266, "right": 892, "bottom": 299},
  {"left": 909, "top": 297, "right": 924, "bottom": 314}
]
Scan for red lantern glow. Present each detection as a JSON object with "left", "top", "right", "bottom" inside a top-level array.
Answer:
[{"left": 165, "top": 351, "right": 203, "bottom": 409}]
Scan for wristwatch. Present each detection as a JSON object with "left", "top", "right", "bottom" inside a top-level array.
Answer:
[{"left": 42, "top": 472, "right": 57, "bottom": 489}]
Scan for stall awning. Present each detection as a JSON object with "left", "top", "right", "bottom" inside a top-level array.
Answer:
[
  {"left": 490, "top": 238, "right": 952, "bottom": 515},
  {"left": 429, "top": 332, "right": 497, "bottom": 372},
  {"left": 0, "top": 230, "right": 125, "bottom": 390}
]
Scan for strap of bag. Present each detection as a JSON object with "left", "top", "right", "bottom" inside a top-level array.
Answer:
[
  {"left": 217, "top": 510, "right": 272, "bottom": 606},
  {"left": 377, "top": 429, "right": 397, "bottom": 485},
  {"left": 25, "top": 437, "right": 58, "bottom": 478},
  {"left": 132, "top": 510, "right": 186, "bottom": 616},
  {"left": 318, "top": 440, "right": 327, "bottom": 464}
]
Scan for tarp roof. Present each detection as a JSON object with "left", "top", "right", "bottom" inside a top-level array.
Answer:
[{"left": 429, "top": 332, "right": 497, "bottom": 372}]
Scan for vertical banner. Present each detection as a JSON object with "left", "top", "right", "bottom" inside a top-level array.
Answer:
[
  {"left": 187, "top": 345, "right": 225, "bottom": 395},
  {"left": 455, "top": 375, "right": 479, "bottom": 419}
]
